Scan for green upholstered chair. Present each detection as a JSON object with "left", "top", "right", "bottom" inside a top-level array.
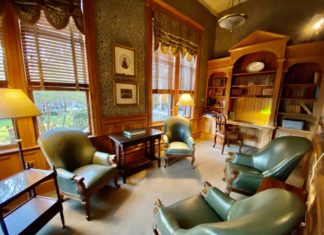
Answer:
[
  {"left": 153, "top": 182, "right": 306, "bottom": 235},
  {"left": 163, "top": 116, "right": 195, "bottom": 168},
  {"left": 224, "top": 136, "right": 312, "bottom": 195},
  {"left": 38, "top": 128, "right": 119, "bottom": 220}
]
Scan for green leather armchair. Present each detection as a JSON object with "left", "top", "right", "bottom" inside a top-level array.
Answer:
[
  {"left": 38, "top": 128, "right": 119, "bottom": 220},
  {"left": 224, "top": 136, "right": 312, "bottom": 195},
  {"left": 153, "top": 182, "right": 306, "bottom": 235},
  {"left": 164, "top": 116, "right": 195, "bottom": 168}
]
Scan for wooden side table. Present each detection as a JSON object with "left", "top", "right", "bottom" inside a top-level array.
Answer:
[{"left": 257, "top": 177, "right": 307, "bottom": 202}]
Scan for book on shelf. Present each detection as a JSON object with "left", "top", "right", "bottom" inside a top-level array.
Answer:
[{"left": 123, "top": 128, "right": 146, "bottom": 138}]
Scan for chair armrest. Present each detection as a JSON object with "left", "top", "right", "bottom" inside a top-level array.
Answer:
[
  {"left": 233, "top": 170, "right": 264, "bottom": 194},
  {"left": 56, "top": 168, "right": 77, "bottom": 180},
  {"left": 231, "top": 153, "right": 254, "bottom": 167},
  {"left": 92, "top": 151, "right": 116, "bottom": 167},
  {"left": 262, "top": 157, "right": 297, "bottom": 179},
  {"left": 154, "top": 199, "right": 180, "bottom": 235},
  {"left": 163, "top": 134, "right": 170, "bottom": 147},
  {"left": 186, "top": 136, "right": 196, "bottom": 151},
  {"left": 201, "top": 182, "right": 235, "bottom": 220}
]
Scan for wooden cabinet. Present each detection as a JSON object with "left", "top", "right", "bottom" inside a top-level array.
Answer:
[{"left": 0, "top": 169, "right": 64, "bottom": 235}]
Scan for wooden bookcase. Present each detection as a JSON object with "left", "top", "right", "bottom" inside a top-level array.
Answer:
[
  {"left": 205, "top": 72, "right": 227, "bottom": 113},
  {"left": 275, "top": 42, "right": 324, "bottom": 139},
  {"left": 203, "top": 31, "right": 324, "bottom": 147}
]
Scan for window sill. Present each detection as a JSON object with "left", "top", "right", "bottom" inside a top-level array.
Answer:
[{"left": 0, "top": 145, "right": 40, "bottom": 157}]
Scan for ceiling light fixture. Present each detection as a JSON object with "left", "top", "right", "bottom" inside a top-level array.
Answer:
[{"left": 217, "top": 0, "right": 247, "bottom": 32}]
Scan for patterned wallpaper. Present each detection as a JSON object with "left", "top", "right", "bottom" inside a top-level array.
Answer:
[{"left": 95, "top": 0, "right": 146, "bottom": 117}]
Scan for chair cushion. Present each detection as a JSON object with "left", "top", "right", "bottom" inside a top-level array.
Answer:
[
  {"left": 225, "top": 162, "right": 262, "bottom": 177},
  {"left": 167, "top": 195, "right": 223, "bottom": 229},
  {"left": 73, "top": 164, "right": 116, "bottom": 192},
  {"left": 166, "top": 142, "right": 193, "bottom": 155}
]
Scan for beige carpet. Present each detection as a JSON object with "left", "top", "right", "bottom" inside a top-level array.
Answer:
[{"left": 38, "top": 138, "right": 246, "bottom": 235}]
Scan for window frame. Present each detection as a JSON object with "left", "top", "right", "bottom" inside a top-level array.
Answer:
[
  {"left": 146, "top": 2, "right": 203, "bottom": 126},
  {"left": 19, "top": 12, "right": 92, "bottom": 134}
]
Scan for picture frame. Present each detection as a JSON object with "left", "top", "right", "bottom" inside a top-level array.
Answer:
[
  {"left": 113, "top": 81, "right": 138, "bottom": 106},
  {"left": 112, "top": 44, "right": 136, "bottom": 77}
]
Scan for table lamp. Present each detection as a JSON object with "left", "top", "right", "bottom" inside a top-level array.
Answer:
[
  {"left": 0, "top": 88, "right": 41, "bottom": 169},
  {"left": 176, "top": 94, "right": 195, "bottom": 117}
]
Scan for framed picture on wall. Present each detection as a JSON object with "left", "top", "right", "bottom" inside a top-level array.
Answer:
[
  {"left": 113, "top": 80, "right": 138, "bottom": 105},
  {"left": 112, "top": 44, "right": 136, "bottom": 76}
]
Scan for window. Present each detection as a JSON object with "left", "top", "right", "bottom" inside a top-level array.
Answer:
[
  {"left": 152, "top": 45, "right": 176, "bottom": 122},
  {"left": 151, "top": 44, "right": 197, "bottom": 122},
  {"left": 20, "top": 13, "right": 90, "bottom": 134},
  {"left": 0, "top": 16, "right": 15, "bottom": 146}
]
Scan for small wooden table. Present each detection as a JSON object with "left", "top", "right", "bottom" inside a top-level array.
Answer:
[
  {"left": 108, "top": 128, "right": 163, "bottom": 183},
  {"left": 0, "top": 168, "right": 64, "bottom": 235},
  {"left": 257, "top": 177, "right": 307, "bottom": 201}
]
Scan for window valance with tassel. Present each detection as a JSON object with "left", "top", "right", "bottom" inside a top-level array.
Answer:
[
  {"left": 153, "top": 12, "right": 198, "bottom": 61},
  {"left": 0, "top": 0, "right": 84, "bottom": 33}
]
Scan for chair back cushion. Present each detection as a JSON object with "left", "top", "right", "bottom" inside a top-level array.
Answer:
[
  {"left": 165, "top": 116, "right": 191, "bottom": 142},
  {"left": 38, "top": 128, "right": 96, "bottom": 171},
  {"left": 252, "top": 136, "right": 312, "bottom": 173},
  {"left": 227, "top": 189, "right": 305, "bottom": 234}
]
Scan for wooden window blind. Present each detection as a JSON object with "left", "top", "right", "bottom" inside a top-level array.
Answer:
[
  {"left": 152, "top": 44, "right": 176, "bottom": 94},
  {"left": 179, "top": 55, "right": 196, "bottom": 93},
  {"left": 0, "top": 17, "right": 7, "bottom": 86},
  {"left": 20, "top": 13, "right": 88, "bottom": 90}
]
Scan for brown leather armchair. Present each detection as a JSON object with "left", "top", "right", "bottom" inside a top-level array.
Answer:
[
  {"left": 38, "top": 128, "right": 119, "bottom": 220},
  {"left": 213, "top": 113, "right": 243, "bottom": 154}
]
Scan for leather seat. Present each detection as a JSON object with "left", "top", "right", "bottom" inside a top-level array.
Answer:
[
  {"left": 163, "top": 116, "right": 195, "bottom": 168},
  {"left": 153, "top": 182, "right": 306, "bottom": 235},
  {"left": 38, "top": 128, "right": 119, "bottom": 220},
  {"left": 224, "top": 136, "right": 312, "bottom": 195}
]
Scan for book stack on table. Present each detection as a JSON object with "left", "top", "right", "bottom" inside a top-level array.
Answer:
[{"left": 123, "top": 128, "right": 146, "bottom": 138}]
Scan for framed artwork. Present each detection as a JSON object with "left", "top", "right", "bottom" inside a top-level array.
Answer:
[
  {"left": 113, "top": 81, "right": 138, "bottom": 105},
  {"left": 113, "top": 44, "right": 136, "bottom": 76}
]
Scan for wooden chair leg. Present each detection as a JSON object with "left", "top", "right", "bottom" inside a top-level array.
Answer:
[
  {"left": 239, "top": 139, "right": 243, "bottom": 153},
  {"left": 191, "top": 155, "right": 195, "bottom": 168},
  {"left": 164, "top": 156, "right": 168, "bottom": 168},
  {"left": 82, "top": 199, "right": 91, "bottom": 221},
  {"left": 213, "top": 135, "right": 217, "bottom": 147},
  {"left": 114, "top": 173, "right": 120, "bottom": 188},
  {"left": 221, "top": 140, "right": 225, "bottom": 154}
]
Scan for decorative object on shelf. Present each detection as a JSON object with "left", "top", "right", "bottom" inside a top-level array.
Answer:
[
  {"left": 0, "top": 88, "right": 41, "bottom": 169},
  {"left": 246, "top": 61, "right": 265, "bottom": 72},
  {"left": 113, "top": 81, "right": 138, "bottom": 105},
  {"left": 217, "top": 0, "right": 247, "bottom": 32},
  {"left": 113, "top": 44, "right": 136, "bottom": 76},
  {"left": 282, "top": 119, "right": 305, "bottom": 130},
  {"left": 261, "top": 88, "right": 274, "bottom": 96}
]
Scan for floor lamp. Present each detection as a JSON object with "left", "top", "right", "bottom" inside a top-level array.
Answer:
[{"left": 0, "top": 88, "right": 41, "bottom": 169}]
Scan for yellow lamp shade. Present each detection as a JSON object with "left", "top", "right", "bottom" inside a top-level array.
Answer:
[
  {"left": 176, "top": 94, "right": 195, "bottom": 106},
  {"left": 0, "top": 88, "right": 41, "bottom": 119}
]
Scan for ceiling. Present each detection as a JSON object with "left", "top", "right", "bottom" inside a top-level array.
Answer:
[{"left": 198, "top": 0, "right": 247, "bottom": 16}]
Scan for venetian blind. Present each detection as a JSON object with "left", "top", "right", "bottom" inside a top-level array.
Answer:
[
  {"left": 179, "top": 55, "right": 196, "bottom": 92},
  {"left": 20, "top": 12, "right": 88, "bottom": 90},
  {"left": 0, "top": 17, "right": 7, "bottom": 85},
  {"left": 152, "top": 44, "right": 176, "bottom": 93}
]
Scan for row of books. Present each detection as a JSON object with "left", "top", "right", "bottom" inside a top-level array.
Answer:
[{"left": 123, "top": 128, "right": 146, "bottom": 138}]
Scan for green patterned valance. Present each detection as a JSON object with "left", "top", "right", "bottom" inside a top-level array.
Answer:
[
  {"left": 1, "top": 0, "right": 84, "bottom": 33},
  {"left": 153, "top": 12, "right": 198, "bottom": 61}
]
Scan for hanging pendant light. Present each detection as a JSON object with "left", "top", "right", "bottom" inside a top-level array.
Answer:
[{"left": 217, "top": 0, "right": 247, "bottom": 32}]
